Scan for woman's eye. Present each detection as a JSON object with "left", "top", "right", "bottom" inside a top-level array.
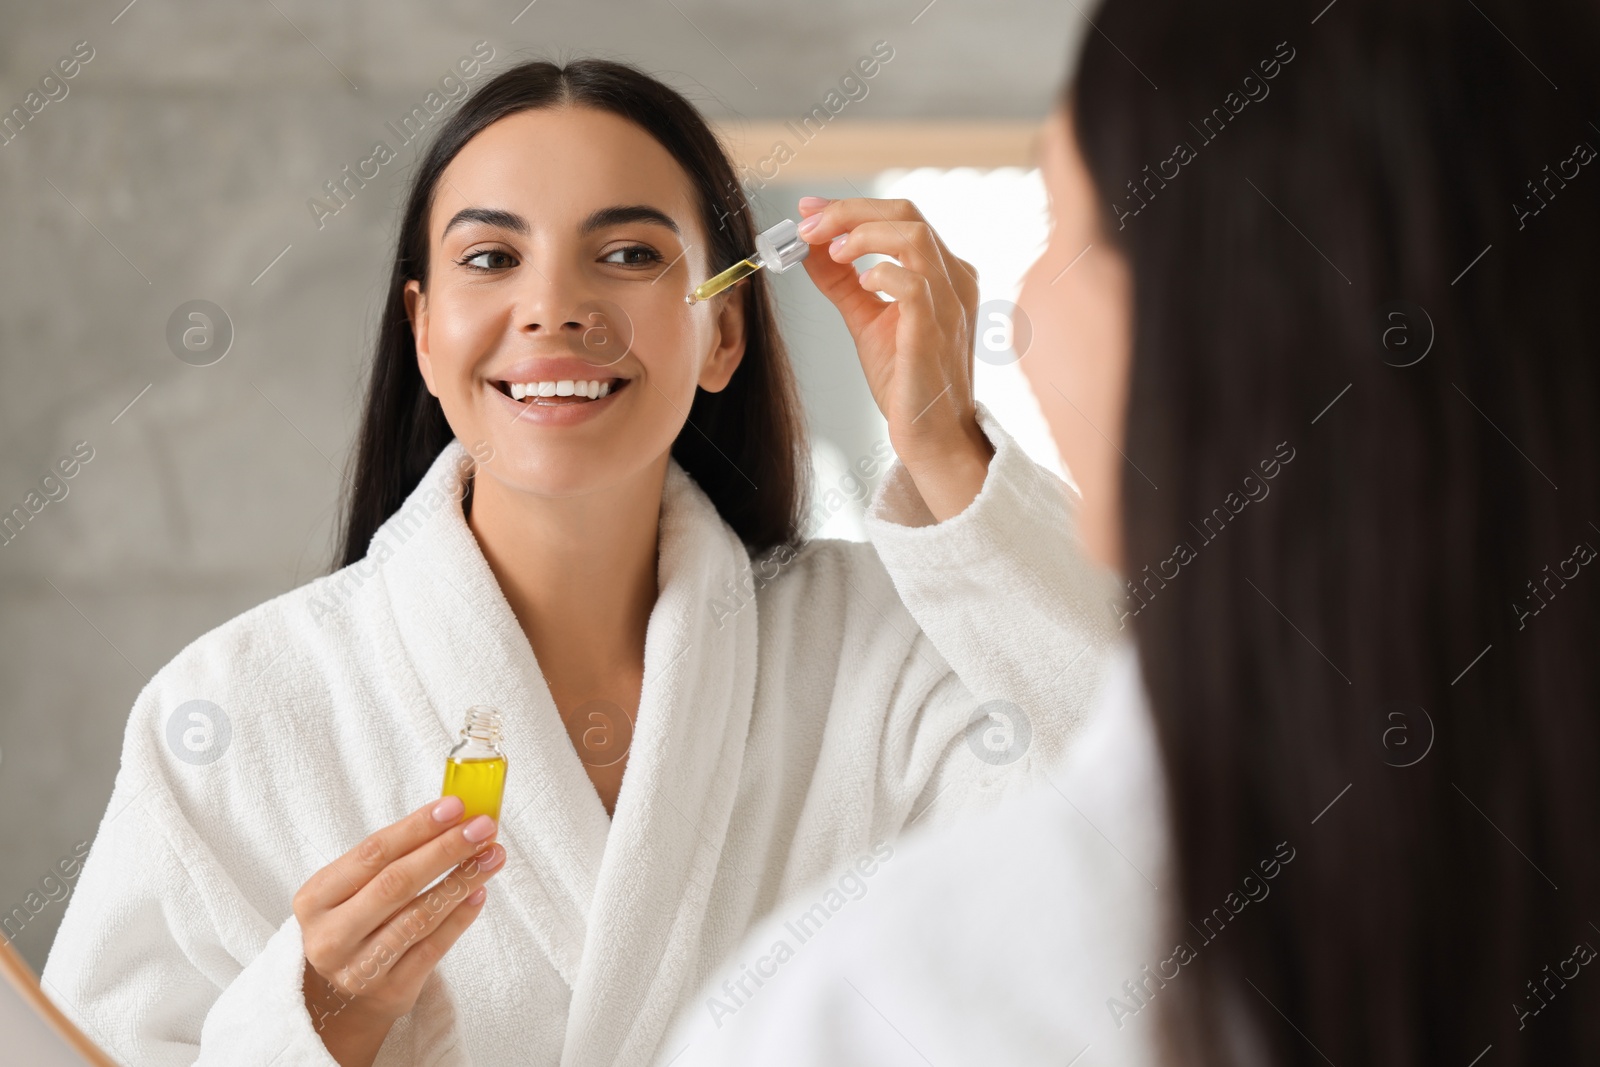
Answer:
[
  {"left": 460, "top": 249, "right": 515, "bottom": 271},
  {"left": 602, "top": 245, "right": 664, "bottom": 267}
]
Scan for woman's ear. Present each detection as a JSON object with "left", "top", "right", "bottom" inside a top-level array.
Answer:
[
  {"left": 697, "top": 287, "right": 748, "bottom": 393},
  {"left": 404, "top": 279, "right": 439, "bottom": 397}
]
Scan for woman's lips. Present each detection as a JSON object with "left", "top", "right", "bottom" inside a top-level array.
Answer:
[
  {"left": 493, "top": 376, "right": 626, "bottom": 404},
  {"left": 491, "top": 376, "right": 630, "bottom": 424}
]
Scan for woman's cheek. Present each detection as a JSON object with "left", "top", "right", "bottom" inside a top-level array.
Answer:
[
  {"left": 620, "top": 294, "right": 702, "bottom": 393},
  {"left": 429, "top": 291, "right": 499, "bottom": 377}
]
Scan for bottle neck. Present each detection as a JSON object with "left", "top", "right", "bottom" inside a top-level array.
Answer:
[{"left": 455, "top": 705, "right": 504, "bottom": 758}]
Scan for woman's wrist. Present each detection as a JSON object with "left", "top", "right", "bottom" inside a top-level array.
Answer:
[
  {"left": 304, "top": 962, "right": 396, "bottom": 1067},
  {"left": 314, "top": 1005, "right": 394, "bottom": 1067},
  {"left": 897, "top": 418, "right": 995, "bottom": 523}
]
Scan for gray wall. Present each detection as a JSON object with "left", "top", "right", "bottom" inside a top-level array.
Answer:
[{"left": 0, "top": 0, "right": 1082, "bottom": 972}]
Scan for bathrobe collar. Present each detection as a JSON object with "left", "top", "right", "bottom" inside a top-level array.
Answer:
[{"left": 374, "top": 441, "right": 760, "bottom": 1065}]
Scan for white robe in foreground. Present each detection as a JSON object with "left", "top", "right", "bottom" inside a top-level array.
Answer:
[
  {"left": 41, "top": 402, "right": 1120, "bottom": 1067},
  {"left": 658, "top": 642, "right": 1175, "bottom": 1067}
]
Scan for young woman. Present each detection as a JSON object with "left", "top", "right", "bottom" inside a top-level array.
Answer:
[
  {"left": 665, "top": 0, "right": 1600, "bottom": 1063},
  {"left": 39, "top": 60, "right": 1117, "bottom": 1067}
]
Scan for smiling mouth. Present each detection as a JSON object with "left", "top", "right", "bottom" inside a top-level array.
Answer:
[{"left": 494, "top": 377, "right": 630, "bottom": 405}]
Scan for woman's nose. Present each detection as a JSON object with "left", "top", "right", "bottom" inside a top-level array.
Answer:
[{"left": 515, "top": 264, "right": 590, "bottom": 336}]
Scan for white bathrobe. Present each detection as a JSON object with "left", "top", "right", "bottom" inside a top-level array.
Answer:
[
  {"left": 653, "top": 641, "right": 1176, "bottom": 1067},
  {"left": 41, "top": 402, "right": 1119, "bottom": 1067}
]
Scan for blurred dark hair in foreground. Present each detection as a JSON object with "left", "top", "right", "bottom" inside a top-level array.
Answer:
[{"left": 1075, "top": 0, "right": 1600, "bottom": 1060}]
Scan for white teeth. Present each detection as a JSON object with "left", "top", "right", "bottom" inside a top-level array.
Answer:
[{"left": 503, "top": 379, "right": 618, "bottom": 402}]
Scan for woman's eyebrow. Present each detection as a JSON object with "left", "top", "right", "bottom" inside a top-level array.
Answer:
[
  {"left": 442, "top": 207, "right": 528, "bottom": 240},
  {"left": 581, "top": 204, "right": 680, "bottom": 235},
  {"left": 439, "top": 204, "right": 681, "bottom": 241}
]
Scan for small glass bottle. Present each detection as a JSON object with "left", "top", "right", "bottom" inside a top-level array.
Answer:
[{"left": 440, "top": 705, "right": 507, "bottom": 823}]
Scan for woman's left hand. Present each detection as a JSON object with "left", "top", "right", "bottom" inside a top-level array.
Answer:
[{"left": 797, "top": 195, "right": 994, "bottom": 522}]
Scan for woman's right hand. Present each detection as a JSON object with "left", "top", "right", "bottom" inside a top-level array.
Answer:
[{"left": 292, "top": 795, "right": 505, "bottom": 1067}]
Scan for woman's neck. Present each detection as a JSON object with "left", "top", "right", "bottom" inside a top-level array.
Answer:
[{"left": 465, "top": 460, "right": 662, "bottom": 720}]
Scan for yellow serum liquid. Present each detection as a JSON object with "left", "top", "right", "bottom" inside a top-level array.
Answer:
[
  {"left": 685, "top": 258, "right": 761, "bottom": 303},
  {"left": 441, "top": 756, "right": 507, "bottom": 823}
]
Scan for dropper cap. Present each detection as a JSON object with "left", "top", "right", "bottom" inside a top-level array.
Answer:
[{"left": 753, "top": 218, "right": 810, "bottom": 273}]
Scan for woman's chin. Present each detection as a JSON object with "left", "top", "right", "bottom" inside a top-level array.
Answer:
[{"left": 470, "top": 434, "right": 670, "bottom": 507}]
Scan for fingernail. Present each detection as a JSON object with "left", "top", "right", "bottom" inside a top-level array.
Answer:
[
  {"left": 462, "top": 814, "right": 496, "bottom": 842},
  {"left": 797, "top": 213, "right": 822, "bottom": 236},
  {"left": 432, "top": 795, "right": 464, "bottom": 822},
  {"left": 466, "top": 887, "right": 487, "bottom": 906},
  {"left": 830, "top": 233, "right": 849, "bottom": 255},
  {"left": 472, "top": 847, "right": 504, "bottom": 871},
  {"left": 798, "top": 195, "right": 831, "bottom": 213}
]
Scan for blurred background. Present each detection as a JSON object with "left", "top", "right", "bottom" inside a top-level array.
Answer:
[{"left": 0, "top": 0, "right": 1085, "bottom": 972}]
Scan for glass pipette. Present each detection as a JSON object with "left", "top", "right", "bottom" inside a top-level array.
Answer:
[{"left": 686, "top": 217, "right": 811, "bottom": 303}]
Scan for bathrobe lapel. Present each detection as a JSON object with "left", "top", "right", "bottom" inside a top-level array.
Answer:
[
  {"left": 378, "top": 442, "right": 759, "bottom": 1065},
  {"left": 381, "top": 443, "right": 610, "bottom": 988},
  {"left": 559, "top": 456, "right": 760, "bottom": 1067}
]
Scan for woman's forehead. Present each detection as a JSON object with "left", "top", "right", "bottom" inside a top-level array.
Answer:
[{"left": 434, "top": 106, "right": 703, "bottom": 239}]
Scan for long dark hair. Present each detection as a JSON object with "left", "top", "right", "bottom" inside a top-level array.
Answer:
[
  {"left": 336, "top": 58, "right": 807, "bottom": 567},
  {"left": 1075, "top": 0, "right": 1600, "bottom": 1061}
]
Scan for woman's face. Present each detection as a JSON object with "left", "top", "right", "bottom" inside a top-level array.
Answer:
[
  {"left": 1016, "top": 103, "right": 1133, "bottom": 574},
  {"left": 405, "top": 105, "right": 746, "bottom": 501}
]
